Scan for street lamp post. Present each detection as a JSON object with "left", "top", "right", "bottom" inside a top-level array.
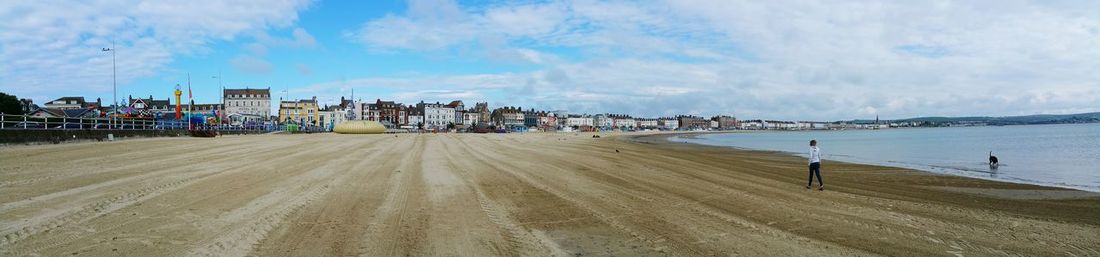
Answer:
[
  {"left": 212, "top": 71, "right": 223, "bottom": 124},
  {"left": 102, "top": 41, "right": 116, "bottom": 129}
]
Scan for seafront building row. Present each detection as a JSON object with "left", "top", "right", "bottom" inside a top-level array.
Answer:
[{"left": 14, "top": 88, "right": 906, "bottom": 132}]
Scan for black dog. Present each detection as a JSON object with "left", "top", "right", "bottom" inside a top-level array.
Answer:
[{"left": 989, "top": 151, "right": 999, "bottom": 168}]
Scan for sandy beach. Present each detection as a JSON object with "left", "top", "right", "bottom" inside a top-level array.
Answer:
[{"left": 1, "top": 132, "right": 1098, "bottom": 256}]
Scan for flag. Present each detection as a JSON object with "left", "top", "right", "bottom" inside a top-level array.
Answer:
[{"left": 187, "top": 73, "right": 192, "bottom": 129}]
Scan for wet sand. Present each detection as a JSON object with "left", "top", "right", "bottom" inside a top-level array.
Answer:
[{"left": 1, "top": 132, "right": 1097, "bottom": 256}]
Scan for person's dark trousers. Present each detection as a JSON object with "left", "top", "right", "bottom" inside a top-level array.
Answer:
[{"left": 807, "top": 162, "right": 822, "bottom": 187}]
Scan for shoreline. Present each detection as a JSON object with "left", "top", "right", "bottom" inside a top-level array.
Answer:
[
  {"left": 657, "top": 129, "right": 1100, "bottom": 193},
  {"left": 625, "top": 132, "right": 1100, "bottom": 221}
]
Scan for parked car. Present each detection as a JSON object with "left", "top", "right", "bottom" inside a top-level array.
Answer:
[
  {"left": 14, "top": 121, "right": 44, "bottom": 129},
  {"left": 53, "top": 122, "right": 85, "bottom": 129}
]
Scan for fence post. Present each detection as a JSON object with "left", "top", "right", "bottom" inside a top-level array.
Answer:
[
  {"left": 44, "top": 117, "right": 48, "bottom": 130},
  {"left": 80, "top": 117, "right": 84, "bottom": 129},
  {"left": 63, "top": 117, "right": 67, "bottom": 130},
  {"left": 1, "top": 114, "right": 4, "bottom": 129},
  {"left": 24, "top": 115, "right": 27, "bottom": 129}
]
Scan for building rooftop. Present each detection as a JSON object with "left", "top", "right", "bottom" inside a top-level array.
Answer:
[
  {"left": 49, "top": 96, "right": 86, "bottom": 104},
  {"left": 224, "top": 88, "right": 271, "bottom": 97},
  {"left": 445, "top": 100, "right": 463, "bottom": 108}
]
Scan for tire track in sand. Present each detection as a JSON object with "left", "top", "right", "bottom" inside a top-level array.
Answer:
[
  {"left": 183, "top": 137, "right": 390, "bottom": 257},
  {"left": 0, "top": 139, "right": 302, "bottom": 248},
  {"left": 415, "top": 135, "right": 567, "bottom": 255},
  {"left": 3, "top": 136, "right": 355, "bottom": 256},
  {"left": 0, "top": 139, "right": 261, "bottom": 210},
  {"left": 452, "top": 136, "right": 674, "bottom": 256},
  {"left": 501, "top": 138, "right": 872, "bottom": 255},
  {"left": 356, "top": 135, "right": 433, "bottom": 257},
  {"left": 0, "top": 138, "right": 255, "bottom": 197},
  {"left": 250, "top": 135, "right": 407, "bottom": 256},
  {"left": 436, "top": 134, "right": 571, "bottom": 257}
]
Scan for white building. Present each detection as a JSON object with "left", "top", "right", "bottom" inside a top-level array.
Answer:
[
  {"left": 418, "top": 101, "right": 456, "bottom": 130},
  {"left": 463, "top": 112, "right": 480, "bottom": 127},
  {"left": 318, "top": 108, "right": 346, "bottom": 131},
  {"left": 775, "top": 121, "right": 798, "bottom": 129},
  {"left": 795, "top": 121, "right": 811, "bottom": 130},
  {"left": 566, "top": 116, "right": 594, "bottom": 127},
  {"left": 594, "top": 114, "right": 613, "bottom": 128},
  {"left": 636, "top": 119, "right": 658, "bottom": 129},
  {"left": 763, "top": 120, "right": 779, "bottom": 129},
  {"left": 223, "top": 88, "right": 271, "bottom": 124},
  {"left": 739, "top": 120, "right": 764, "bottom": 130},
  {"left": 351, "top": 102, "right": 367, "bottom": 120},
  {"left": 613, "top": 117, "right": 636, "bottom": 129},
  {"left": 659, "top": 118, "right": 679, "bottom": 130},
  {"left": 407, "top": 113, "right": 424, "bottom": 129}
]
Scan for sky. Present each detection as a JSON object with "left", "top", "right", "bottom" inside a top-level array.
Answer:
[{"left": 1, "top": 0, "right": 1099, "bottom": 121}]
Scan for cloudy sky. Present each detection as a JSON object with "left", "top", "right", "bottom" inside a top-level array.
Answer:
[{"left": 1, "top": 0, "right": 1098, "bottom": 120}]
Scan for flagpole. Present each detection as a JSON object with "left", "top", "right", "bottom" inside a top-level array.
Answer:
[
  {"left": 187, "top": 73, "right": 192, "bottom": 130},
  {"left": 217, "top": 70, "right": 223, "bottom": 125}
]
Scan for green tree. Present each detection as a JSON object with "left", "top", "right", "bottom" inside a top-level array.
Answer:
[{"left": 0, "top": 92, "right": 23, "bottom": 115}]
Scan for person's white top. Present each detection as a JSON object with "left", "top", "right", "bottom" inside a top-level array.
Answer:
[{"left": 808, "top": 146, "right": 821, "bottom": 164}]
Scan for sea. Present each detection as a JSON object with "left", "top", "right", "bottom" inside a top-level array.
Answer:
[{"left": 669, "top": 123, "right": 1100, "bottom": 192}]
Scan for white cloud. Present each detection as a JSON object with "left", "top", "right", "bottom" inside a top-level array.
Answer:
[
  {"left": 347, "top": 0, "right": 480, "bottom": 51},
  {"left": 245, "top": 43, "right": 268, "bottom": 56},
  {"left": 235, "top": 27, "right": 319, "bottom": 74},
  {"left": 0, "top": 0, "right": 313, "bottom": 102},
  {"left": 292, "top": 28, "right": 317, "bottom": 47},
  {"left": 393, "top": 90, "right": 483, "bottom": 104},
  {"left": 255, "top": 27, "right": 319, "bottom": 48},
  {"left": 337, "top": 0, "right": 1100, "bottom": 120},
  {"left": 296, "top": 63, "right": 313, "bottom": 76},
  {"left": 230, "top": 55, "right": 274, "bottom": 74}
]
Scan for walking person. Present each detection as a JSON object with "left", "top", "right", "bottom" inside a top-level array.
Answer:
[{"left": 807, "top": 139, "right": 824, "bottom": 191}]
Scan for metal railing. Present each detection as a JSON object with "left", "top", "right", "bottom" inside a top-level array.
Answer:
[
  {"left": 0, "top": 113, "right": 156, "bottom": 130},
  {"left": 0, "top": 113, "right": 277, "bottom": 132}
]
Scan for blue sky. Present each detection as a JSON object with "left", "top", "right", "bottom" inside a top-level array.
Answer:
[{"left": 2, "top": 0, "right": 1099, "bottom": 120}]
